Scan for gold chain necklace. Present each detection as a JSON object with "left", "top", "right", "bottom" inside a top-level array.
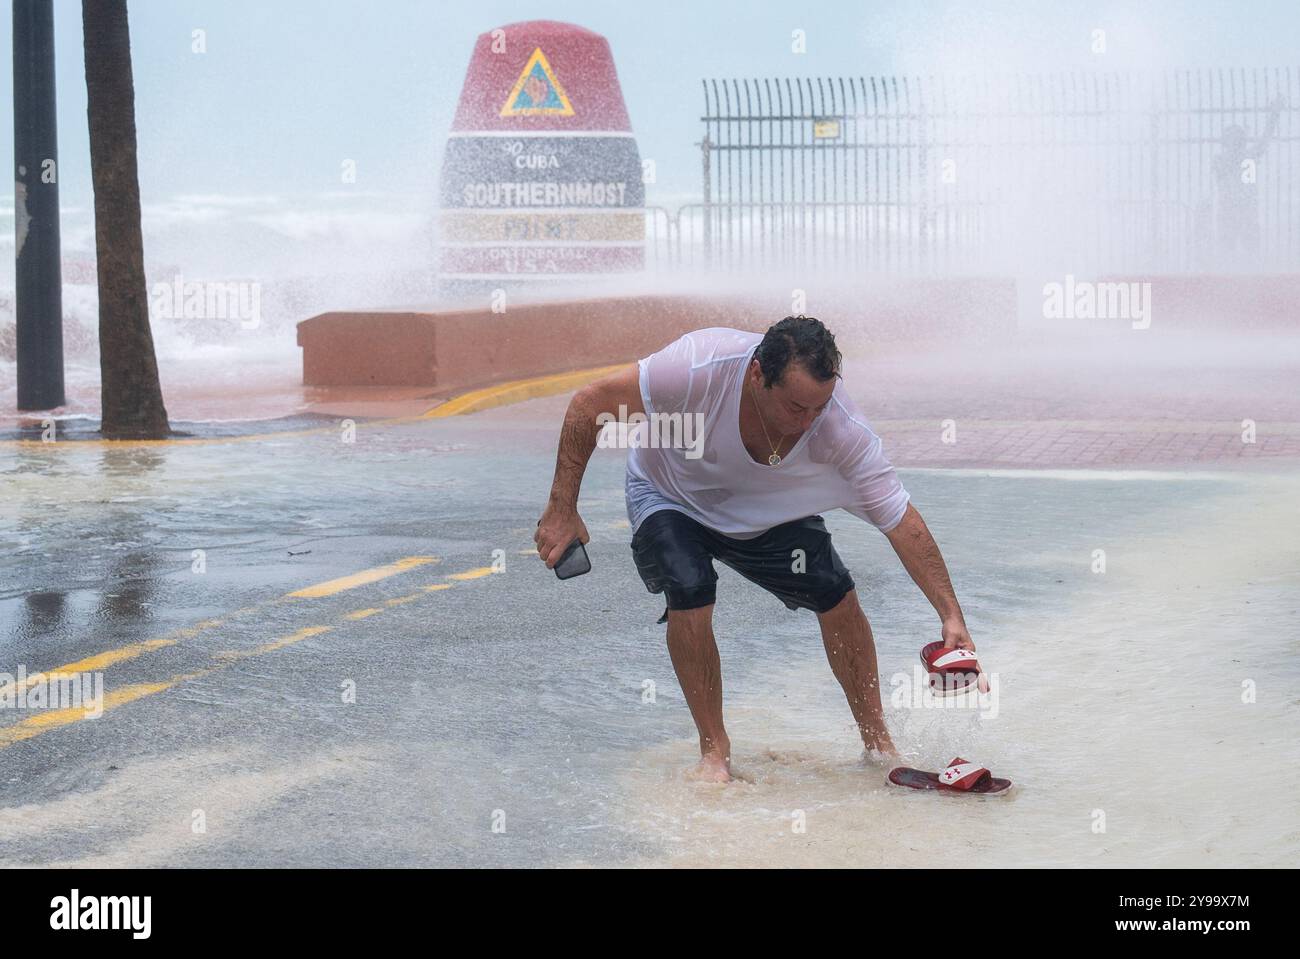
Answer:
[{"left": 748, "top": 381, "right": 786, "bottom": 466}]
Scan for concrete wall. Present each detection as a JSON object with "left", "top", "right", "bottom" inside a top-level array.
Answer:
[
  {"left": 298, "top": 295, "right": 771, "bottom": 391},
  {"left": 295, "top": 279, "right": 1021, "bottom": 390}
]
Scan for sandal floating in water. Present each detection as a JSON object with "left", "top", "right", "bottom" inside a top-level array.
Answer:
[{"left": 888, "top": 757, "right": 1013, "bottom": 795}]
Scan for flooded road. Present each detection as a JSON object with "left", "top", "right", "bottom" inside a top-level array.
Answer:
[{"left": 1, "top": 399, "right": 1297, "bottom": 867}]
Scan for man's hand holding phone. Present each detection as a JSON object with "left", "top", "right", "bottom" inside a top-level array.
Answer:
[{"left": 535, "top": 506, "right": 592, "bottom": 579}]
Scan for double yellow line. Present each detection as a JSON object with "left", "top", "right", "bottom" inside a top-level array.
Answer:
[{"left": 0, "top": 554, "right": 501, "bottom": 749}]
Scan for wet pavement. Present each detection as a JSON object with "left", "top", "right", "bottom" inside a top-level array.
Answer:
[
  {"left": 1, "top": 325, "right": 1297, "bottom": 866},
  {"left": 0, "top": 413, "right": 645, "bottom": 866}
]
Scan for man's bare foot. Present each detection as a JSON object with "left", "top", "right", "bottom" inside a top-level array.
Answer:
[
  {"left": 864, "top": 746, "right": 899, "bottom": 765},
  {"left": 862, "top": 732, "right": 899, "bottom": 762},
  {"left": 686, "top": 748, "right": 732, "bottom": 783}
]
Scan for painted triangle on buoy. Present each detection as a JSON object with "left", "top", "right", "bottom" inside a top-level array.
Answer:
[{"left": 500, "top": 48, "right": 574, "bottom": 117}]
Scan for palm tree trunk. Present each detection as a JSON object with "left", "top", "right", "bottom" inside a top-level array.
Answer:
[{"left": 83, "top": 0, "right": 169, "bottom": 438}]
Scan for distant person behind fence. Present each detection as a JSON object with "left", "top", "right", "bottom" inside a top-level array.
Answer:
[{"left": 1212, "top": 96, "right": 1285, "bottom": 260}]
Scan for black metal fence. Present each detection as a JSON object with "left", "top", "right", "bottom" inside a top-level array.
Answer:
[{"left": 662, "top": 69, "right": 1300, "bottom": 276}]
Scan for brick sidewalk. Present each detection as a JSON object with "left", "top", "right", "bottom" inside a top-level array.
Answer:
[
  {"left": 841, "top": 331, "right": 1300, "bottom": 468},
  {"left": 878, "top": 420, "right": 1300, "bottom": 468},
  {"left": 5, "top": 328, "right": 1297, "bottom": 470}
]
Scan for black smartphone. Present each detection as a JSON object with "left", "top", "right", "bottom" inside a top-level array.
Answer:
[{"left": 554, "top": 538, "right": 592, "bottom": 580}]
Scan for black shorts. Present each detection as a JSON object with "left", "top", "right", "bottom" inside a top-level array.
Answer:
[{"left": 630, "top": 508, "right": 855, "bottom": 622}]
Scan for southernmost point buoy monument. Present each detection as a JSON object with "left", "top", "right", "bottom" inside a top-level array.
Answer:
[{"left": 437, "top": 20, "right": 646, "bottom": 293}]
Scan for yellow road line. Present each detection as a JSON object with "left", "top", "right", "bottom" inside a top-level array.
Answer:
[
  {"left": 2, "top": 624, "right": 337, "bottom": 748},
  {"left": 217, "top": 625, "right": 333, "bottom": 662},
  {"left": 423, "top": 364, "right": 630, "bottom": 418},
  {"left": 0, "top": 619, "right": 230, "bottom": 695},
  {"left": 2, "top": 557, "right": 437, "bottom": 696},
  {"left": 0, "top": 563, "right": 491, "bottom": 748},
  {"left": 446, "top": 566, "right": 499, "bottom": 581},
  {"left": 6, "top": 638, "right": 177, "bottom": 693},
  {"left": 0, "top": 561, "right": 486, "bottom": 750},
  {"left": 287, "top": 556, "right": 438, "bottom": 598},
  {"left": 0, "top": 673, "right": 212, "bottom": 748}
]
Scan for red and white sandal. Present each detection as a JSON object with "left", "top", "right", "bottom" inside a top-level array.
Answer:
[
  {"left": 888, "top": 757, "right": 1012, "bottom": 795},
  {"left": 920, "top": 641, "right": 984, "bottom": 695}
]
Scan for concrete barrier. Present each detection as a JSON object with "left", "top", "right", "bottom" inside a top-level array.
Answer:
[
  {"left": 294, "top": 279, "right": 1019, "bottom": 390},
  {"left": 297, "top": 295, "right": 772, "bottom": 391}
]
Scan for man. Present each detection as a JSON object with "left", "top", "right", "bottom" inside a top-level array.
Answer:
[
  {"left": 536, "top": 316, "right": 973, "bottom": 782},
  {"left": 1212, "top": 97, "right": 1284, "bottom": 260}
]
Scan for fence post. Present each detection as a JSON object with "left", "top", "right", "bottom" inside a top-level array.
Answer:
[
  {"left": 918, "top": 79, "right": 930, "bottom": 275},
  {"left": 1149, "top": 83, "right": 1161, "bottom": 269},
  {"left": 700, "top": 132, "right": 712, "bottom": 269}
]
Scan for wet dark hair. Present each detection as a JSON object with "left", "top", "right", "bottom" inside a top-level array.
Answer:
[{"left": 754, "top": 315, "right": 842, "bottom": 387}]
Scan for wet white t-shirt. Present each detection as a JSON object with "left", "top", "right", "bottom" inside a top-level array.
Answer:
[{"left": 624, "top": 327, "right": 911, "bottom": 539}]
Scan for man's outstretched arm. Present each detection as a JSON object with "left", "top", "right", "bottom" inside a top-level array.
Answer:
[
  {"left": 883, "top": 503, "right": 974, "bottom": 650},
  {"left": 535, "top": 364, "right": 643, "bottom": 568}
]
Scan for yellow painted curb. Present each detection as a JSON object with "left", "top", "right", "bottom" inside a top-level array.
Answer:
[{"left": 423, "top": 364, "right": 631, "bottom": 418}]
